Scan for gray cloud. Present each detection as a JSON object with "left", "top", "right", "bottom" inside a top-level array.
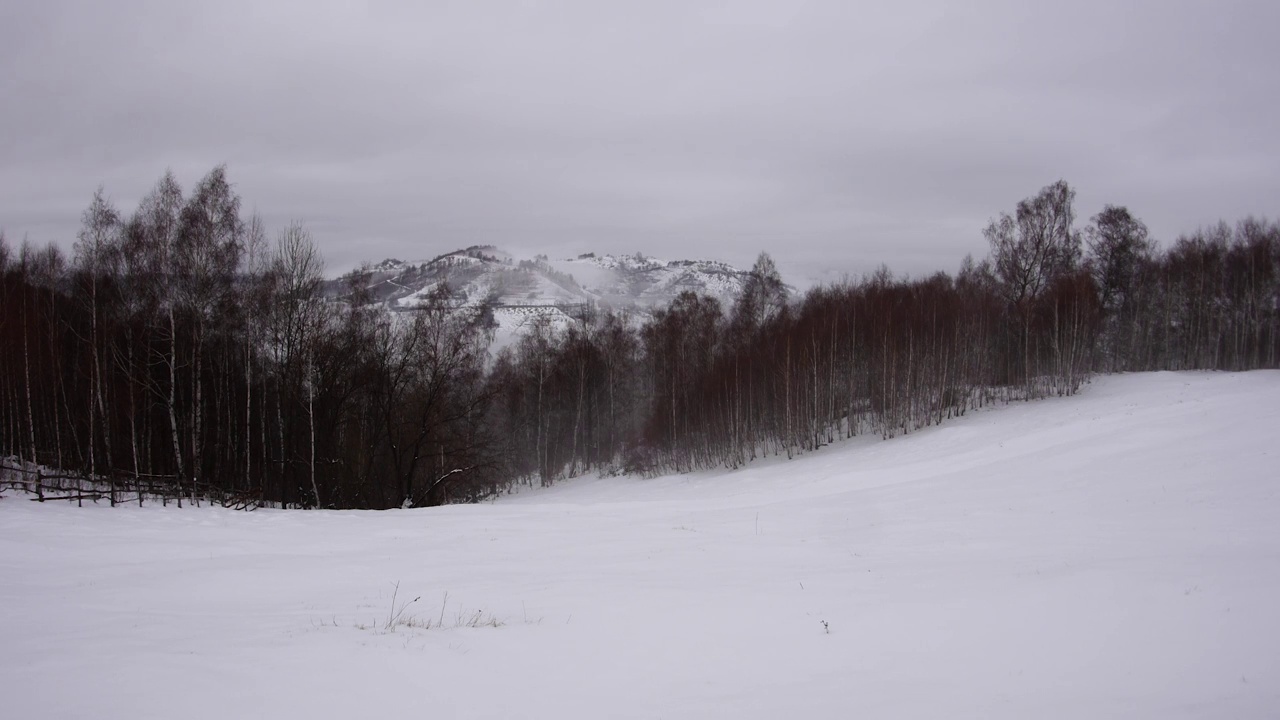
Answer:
[{"left": 2, "top": 0, "right": 1277, "bottom": 284}]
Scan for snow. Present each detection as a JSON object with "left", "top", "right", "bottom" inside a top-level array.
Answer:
[
  {"left": 2, "top": 371, "right": 1278, "bottom": 718},
  {"left": 552, "top": 252, "right": 752, "bottom": 307},
  {"left": 488, "top": 305, "right": 579, "bottom": 355}
]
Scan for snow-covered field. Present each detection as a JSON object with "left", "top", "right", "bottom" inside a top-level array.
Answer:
[{"left": 2, "top": 371, "right": 1278, "bottom": 719}]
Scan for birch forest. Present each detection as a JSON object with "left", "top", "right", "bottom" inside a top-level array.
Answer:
[{"left": 2, "top": 169, "right": 1277, "bottom": 508}]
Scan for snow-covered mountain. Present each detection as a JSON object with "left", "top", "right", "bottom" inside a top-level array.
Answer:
[
  {"left": 328, "top": 245, "right": 760, "bottom": 314},
  {"left": 324, "top": 245, "right": 770, "bottom": 349}
]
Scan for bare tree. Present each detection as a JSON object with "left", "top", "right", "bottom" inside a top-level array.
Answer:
[
  {"left": 985, "top": 180, "right": 1083, "bottom": 393},
  {"left": 1084, "top": 205, "right": 1153, "bottom": 370},
  {"left": 73, "top": 188, "right": 122, "bottom": 499},
  {"left": 177, "top": 165, "right": 244, "bottom": 492},
  {"left": 265, "top": 222, "right": 326, "bottom": 506},
  {"left": 136, "top": 171, "right": 187, "bottom": 487}
]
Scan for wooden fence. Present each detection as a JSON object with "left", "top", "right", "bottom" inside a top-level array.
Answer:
[{"left": 0, "top": 458, "right": 261, "bottom": 510}]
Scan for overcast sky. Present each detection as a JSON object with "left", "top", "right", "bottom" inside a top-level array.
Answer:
[{"left": 2, "top": 0, "right": 1277, "bottom": 284}]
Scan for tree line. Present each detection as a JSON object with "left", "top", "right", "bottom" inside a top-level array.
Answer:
[{"left": 1, "top": 170, "right": 1277, "bottom": 507}]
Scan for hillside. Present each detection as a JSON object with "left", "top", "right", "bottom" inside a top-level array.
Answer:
[
  {"left": 324, "top": 245, "right": 769, "bottom": 348},
  {"left": 332, "top": 245, "right": 761, "bottom": 312},
  {"left": 1, "top": 371, "right": 1277, "bottom": 718}
]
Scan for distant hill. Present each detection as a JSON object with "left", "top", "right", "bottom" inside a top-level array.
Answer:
[
  {"left": 323, "top": 245, "right": 780, "bottom": 347},
  {"left": 326, "top": 245, "right": 762, "bottom": 310}
]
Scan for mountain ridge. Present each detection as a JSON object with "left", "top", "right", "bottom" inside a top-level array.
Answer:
[{"left": 327, "top": 244, "right": 772, "bottom": 314}]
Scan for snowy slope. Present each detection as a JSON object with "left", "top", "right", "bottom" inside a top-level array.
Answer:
[
  {"left": 332, "top": 246, "right": 759, "bottom": 313},
  {"left": 2, "top": 371, "right": 1278, "bottom": 719},
  {"left": 329, "top": 246, "right": 764, "bottom": 353},
  {"left": 550, "top": 252, "right": 758, "bottom": 308}
]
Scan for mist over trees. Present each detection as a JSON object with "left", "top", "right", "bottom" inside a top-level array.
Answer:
[{"left": 2, "top": 171, "right": 1278, "bottom": 508}]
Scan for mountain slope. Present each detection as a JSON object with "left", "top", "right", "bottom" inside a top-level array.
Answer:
[{"left": 331, "top": 245, "right": 761, "bottom": 313}]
